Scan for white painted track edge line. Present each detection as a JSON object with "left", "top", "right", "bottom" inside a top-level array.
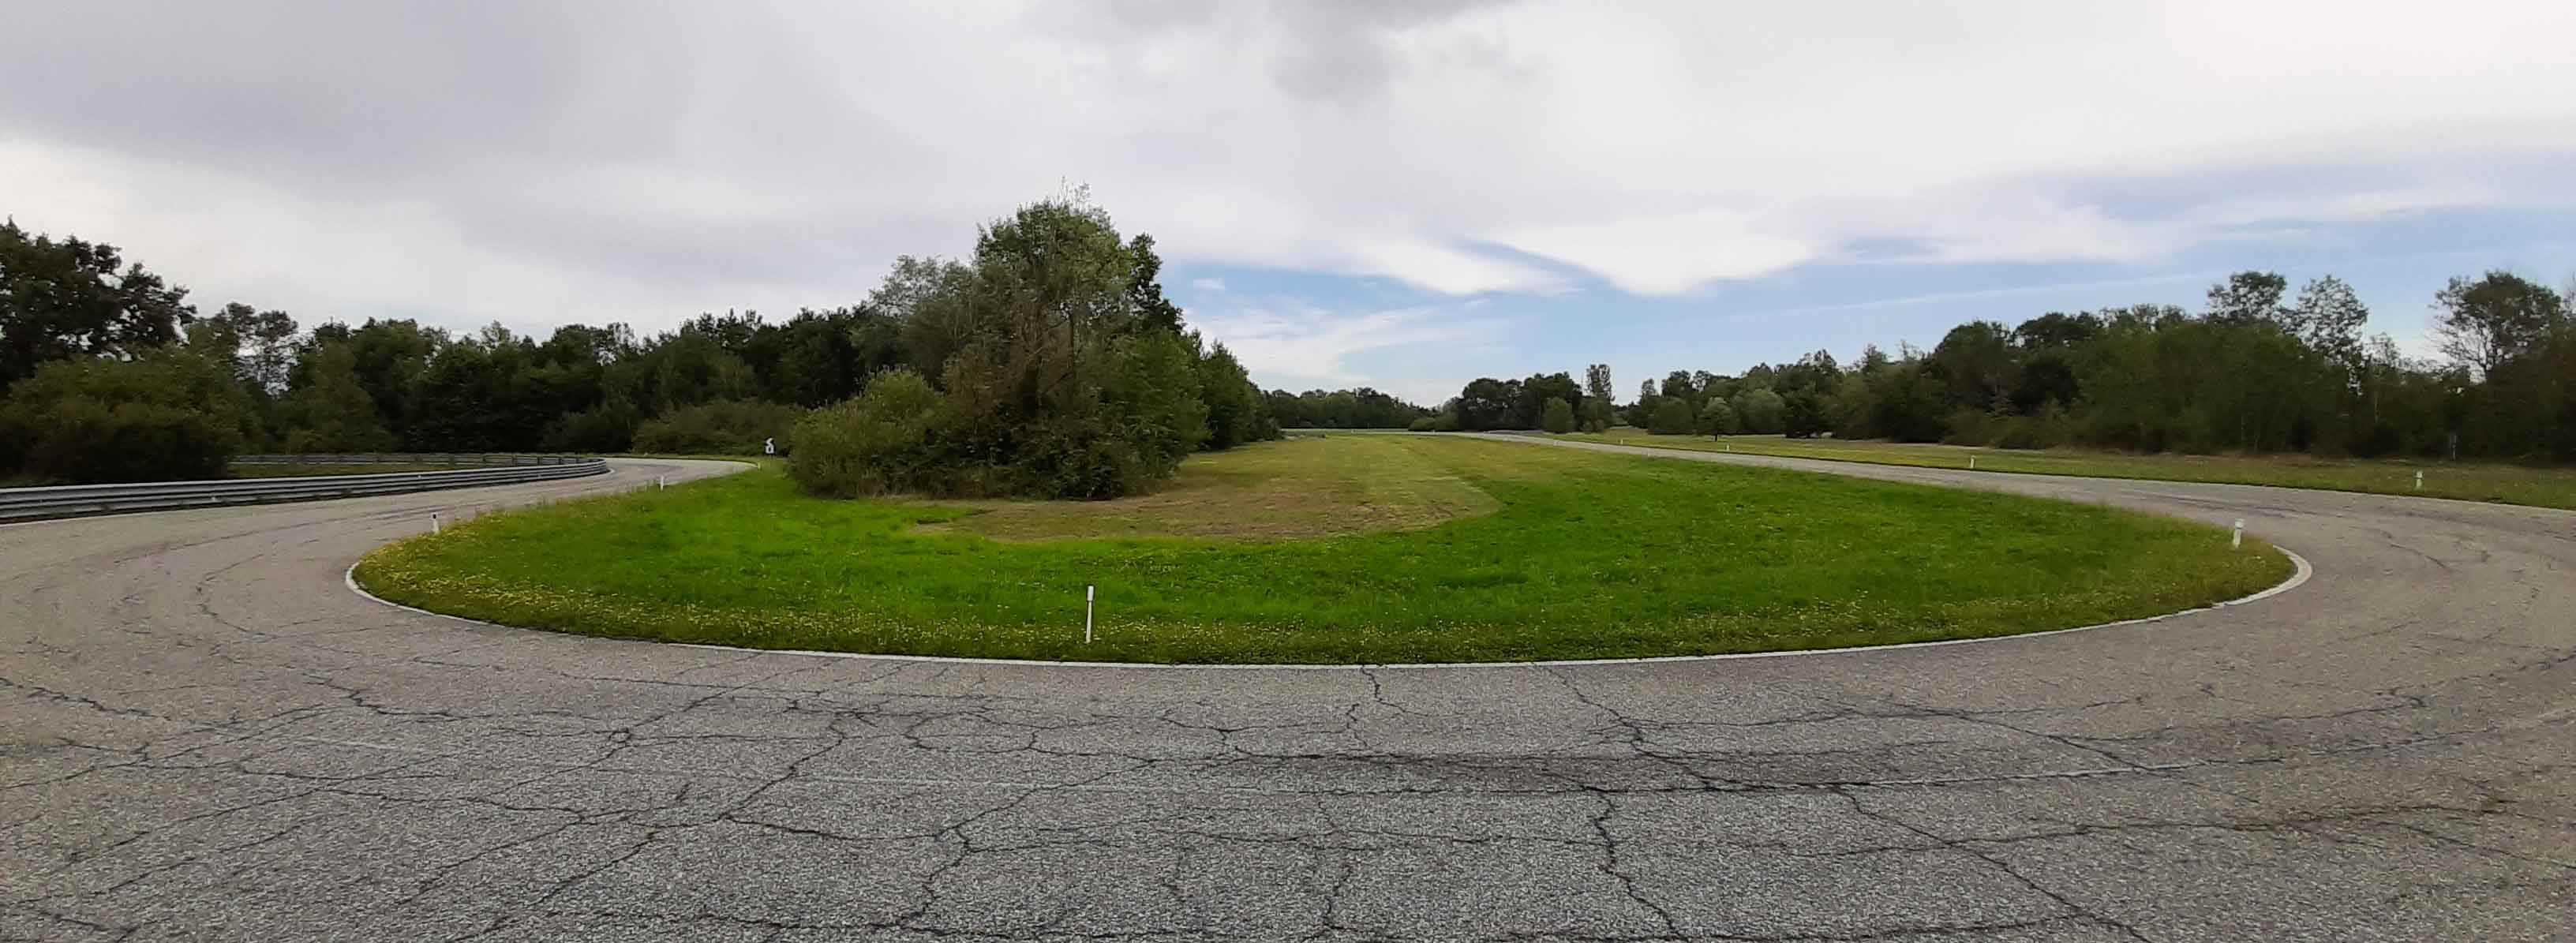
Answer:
[{"left": 343, "top": 546, "right": 2312, "bottom": 672}]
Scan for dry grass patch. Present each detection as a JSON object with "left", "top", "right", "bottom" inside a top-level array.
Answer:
[{"left": 921, "top": 435, "right": 1497, "bottom": 541}]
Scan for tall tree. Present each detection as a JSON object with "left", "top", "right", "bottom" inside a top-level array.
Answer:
[
  {"left": 0, "top": 221, "right": 196, "bottom": 391},
  {"left": 2432, "top": 271, "right": 2568, "bottom": 377},
  {"left": 1124, "top": 234, "right": 1185, "bottom": 335},
  {"left": 2206, "top": 271, "right": 2290, "bottom": 324},
  {"left": 281, "top": 341, "right": 395, "bottom": 452},
  {"left": 1580, "top": 363, "right": 1615, "bottom": 432},
  {"left": 2285, "top": 275, "right": 2369, "bottom": 366}
]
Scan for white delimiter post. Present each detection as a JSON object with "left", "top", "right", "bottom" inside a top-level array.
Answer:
[
  {"left": 2415, "top": 470, "right": 2424, "bottom": 491},
  {"left": 430, "top": 512, "right": 440, "bottom": 534},
  {"left": 2232, "top": 519, "right": 2245, "bottom": 549},
  {"left": 1084, "top": 586, "right": 1096, "bottom": 644}
]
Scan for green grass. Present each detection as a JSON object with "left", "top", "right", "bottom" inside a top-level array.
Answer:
[
  {"left": 923, "top": 436, "right": 1496, "bottom": 541},
  {"left": 1559, "top": 429, "right": 2576, "bottom": 511},
  {"left": 354, "top": 436, "right": 2291, "bottom": 664}
]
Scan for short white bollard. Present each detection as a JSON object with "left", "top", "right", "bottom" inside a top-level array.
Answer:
[
  {"left": 1084, "top": 586, "right": 1096, "bottom": 644},
  {"left": 2414, "top": 470, "right": 2423, "bottom": 491},
  {"left": 430, "top": 512, "right": 441, "bottom": 534},
  {"left": 2231, "top": 518, "right": 2245, "bottom": 549},
  {"left": 657, "top": 475, "right": 666, "bottom": 490},
  {"left": 1968, "top": 457, "right": 1976, "bottom": 470}
]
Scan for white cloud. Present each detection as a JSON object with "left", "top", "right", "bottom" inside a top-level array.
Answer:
[
  {"left": 1, "top": 0, "right": 2570, "bottom": 335},
  {"left": 1189, "top": 277, "right": 1227, "bottom": 293},
  {"left": 1194, "top": 297, "right": 1515, "bottom": 402}
]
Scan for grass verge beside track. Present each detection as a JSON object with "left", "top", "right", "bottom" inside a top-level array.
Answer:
[
  {"left": 355, "top": 436, "right": 2291, "bottom": 664},
  {"left": 1558, "top": 429, "right": 2576, "bottom": 511}
]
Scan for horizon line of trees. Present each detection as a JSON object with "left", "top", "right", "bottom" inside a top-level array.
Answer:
[
  {"left": 1432, "top": 269, "right": 2576, "bottom": 462},
  {"left": 0, "top": 208, "right": 1427, "bottom": 489}
]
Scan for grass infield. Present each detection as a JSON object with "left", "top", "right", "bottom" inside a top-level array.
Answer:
[
  {"left": 355, "top": 435, "right": 2292, "bottom": 664},
  {"left": 1559, "top": 429, "right": 2576, "bottom": 511}
]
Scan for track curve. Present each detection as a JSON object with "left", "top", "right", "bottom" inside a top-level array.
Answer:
[{"left": 3, "top": 448, "right": 2570, "bottom": 941}]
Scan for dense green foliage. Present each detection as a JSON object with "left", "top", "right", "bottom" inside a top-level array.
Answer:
[
  {"left": 0, "top": 200, "right": 1320, "bottom": 487},
  {"left": 1261, "top": 387, "right": 1434, "bottom": 428},
  {"left": 1541, "top": 397, "right": 1574, "bottom": 433},
  {"left": 630, "top": 399, "right": 806, "bottom": 455},
  {"left": 0, "top": 342, "right": 247, "bottom": 482},
  {"left": 357, "top": 436, "right": 2290, "bottom": 664},
  {"left": 1438, "top": 270, "right": 2576, "bottom": 463},
  {"left": 784, "top": 198, "right": 1272, "bottom": 499}
]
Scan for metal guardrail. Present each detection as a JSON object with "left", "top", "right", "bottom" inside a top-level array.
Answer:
[
  {"left": 0, "top": 459, "right": 612, "bottom": 523},
  {"left": 232, "top": 453, "right": 593, "bottom": 466}
]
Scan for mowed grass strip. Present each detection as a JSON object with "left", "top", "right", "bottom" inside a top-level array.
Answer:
[
  {"left": 355, "top": 436, "right": 2292, "bottom": 664},
  {"left": 1561, "top": 428, "right": 2576, "bottom": 511},
  {"left": 920, "top": 436, "right": 1496, "bottom": 541}
]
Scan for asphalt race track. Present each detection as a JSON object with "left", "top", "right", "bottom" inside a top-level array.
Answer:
[{"left": 3, "top": 442, "right": 2570, "bottom": 942}]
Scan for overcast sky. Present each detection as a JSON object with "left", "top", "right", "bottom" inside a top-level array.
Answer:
[{"left": 6, "top": 1, "right": 2572, "bottom": 404}]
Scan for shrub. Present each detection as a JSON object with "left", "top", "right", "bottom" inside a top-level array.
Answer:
[
  {"left": 1647, "top": 398, "right": 1696, "bottom": 435},
  {"left": 1407, "top": 417, "right": 1438, "bottom": 432},
  {"left": 788, "top": 369, "right": 945, "bottom": 497},
  {"left": 0, "top": 346, "right": 246, "bottom": 483},
  {"left": 1541, "top": 397, "right": 1574, "bottom": 433},
  {"left": 539, "top": 399, "right": 642, "bottom": 453},
  {"left": 631, "top": 399, "right": 807, "bottom": 455}
]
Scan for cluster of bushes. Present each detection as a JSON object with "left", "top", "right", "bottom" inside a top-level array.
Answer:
[
  {"left": 630, "top": 399, "right": 807, "bottom": 455},
  {"left": 0, "top": 344, "right": 248, "bottom": 483},
  {"left": 787, "top": 199, "right": 1275, "bottom": 500}
]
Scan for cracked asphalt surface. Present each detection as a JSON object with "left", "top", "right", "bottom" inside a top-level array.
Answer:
[{"left": 3, "top": 438, "right": 2571, "bottom": 942}]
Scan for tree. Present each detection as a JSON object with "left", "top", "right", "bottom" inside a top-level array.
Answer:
[
  {"left": 212, "top": 302, "right": 298, "bottom": 395},
  {"left": 1929, "top": 321, "right": 2017, "bottom": 412},
  {"left": 1454, "top": 377, "right": 1522, "bottom": 430},
  {"left": 1584, "top": 364, "right": 1612, "bottom": 403},
  {"left": 0, "top": 221, "right": 196, "bottom": 391},
  {"left": 1517, "top": 372, "right": 1582, "bottom": 430},
  {"left": 2285, "top": 275, "right": 2369, "bottom": 368},
  {"left": 1195, "top": 341, "right": 1264, "bottom": 449},
  {"left": 1699, "top": 397, "right": 1739, "bottom": 436},
  {"left": 2206, "top": 271, "right": 2289, "bottom": 324},
  {"left": 279, "top": 341, "right": 395, "bottom": 452},
  {"left": 1581, "top": 363, "right": 1615, "bottom": 432},
  {"left": 2432, "top": 271, "right": 2568, "bottom": 377},
  {"left": 1541, "top": 397, "right": 1574, "bottom": 433},
  {"left": 1732, "top": 388, "right": 1785, "bottom": 434},
  {"left": 1647, "top": 397, "right": 1695, "bottom": 435},
  {"left": 1124, "top": 234, "right": 1185, "bottom": 335}
]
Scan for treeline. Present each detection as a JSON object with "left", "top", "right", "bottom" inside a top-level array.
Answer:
[
  {"left": 1436, "top": 270, "right": 2576, "bottom": 461},
  {"left": 1263, "top": 387, "right": 1435, "bottom": 429},
  {"left": 5, "top": 204, "right": 1431, "bottom": 492}
]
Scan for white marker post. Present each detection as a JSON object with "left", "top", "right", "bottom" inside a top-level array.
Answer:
[
  {"left": 657, "top": 475, "right": 666, "bottom": 490},
  {"left": 430, "top": 512, "right": 440, "bottom": 534},
  {"left": 2231, "top": 518, "right": 2245, "bottom": 549},
  {"left": 2414, "top": 470, "right": 2424, "bottom": 491},
  {"left": 1084, "top": 586, "right": 1096, "bottom": 644},
  {"left": 1968, "top": 457, "right": 1976, "bottom": 470}
]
